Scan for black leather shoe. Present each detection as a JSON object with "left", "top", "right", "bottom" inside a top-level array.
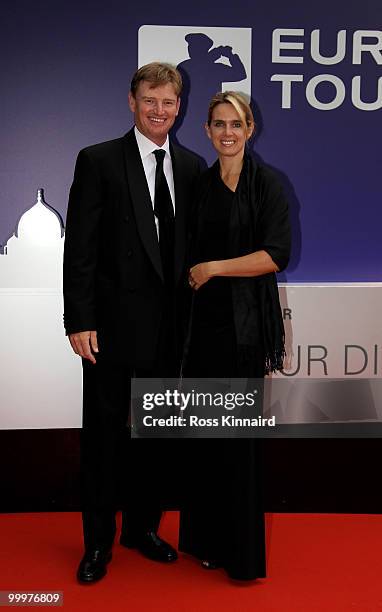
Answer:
[
  {"left": 120, "top": 531, "right": 177, "bottom": 562},
  {"left": 77, "top": 548, "right": 112, "bottom": 583}
]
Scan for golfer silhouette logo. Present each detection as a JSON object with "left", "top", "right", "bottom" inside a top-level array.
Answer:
[
  {"left": 177, "top": 32, "right": 246, "bottom": 95},
  {"left": 176, "top": 33, "right": 247, "bottom": 154},
  {"left": 138, "top": 25, "right": 252, "bottom": 160}
]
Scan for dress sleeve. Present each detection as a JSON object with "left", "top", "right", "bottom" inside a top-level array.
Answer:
[{"left": 255, "top": 166, "right": 291, "bottom": 272}]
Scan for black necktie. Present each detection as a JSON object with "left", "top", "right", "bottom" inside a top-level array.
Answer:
[{"left": 153, "top": 149, "right": 174, "bottom": 287}]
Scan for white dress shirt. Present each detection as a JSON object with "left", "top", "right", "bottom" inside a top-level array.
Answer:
[{"left": 134, "top": 127, "right": 175, "bottom": 237}]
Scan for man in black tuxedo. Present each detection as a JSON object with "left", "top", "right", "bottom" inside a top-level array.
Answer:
[{"left": 63, "top": 63, "right": 202, "bottom": 583}]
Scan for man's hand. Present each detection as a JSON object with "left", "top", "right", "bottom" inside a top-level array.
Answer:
[{"left": 69, "top": 330, "right": 99, "bottom": 364}]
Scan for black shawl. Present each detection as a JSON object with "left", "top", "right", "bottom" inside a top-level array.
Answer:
[{"left": 189, "top": 152, "right": 291, "bottom": 376}]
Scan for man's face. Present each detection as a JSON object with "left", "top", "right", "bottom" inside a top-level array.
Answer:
[{"left": 128, "top": 80, "right": 180, "bottom": 146}]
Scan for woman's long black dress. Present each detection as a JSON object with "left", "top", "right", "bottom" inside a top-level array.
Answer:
[{"left": 178, "top": 168, "right": 266, "bottom": 581}]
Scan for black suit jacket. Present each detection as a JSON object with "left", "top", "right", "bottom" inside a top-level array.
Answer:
[{"left": 63, "top": 128, "right": 202, "bottom": 368}]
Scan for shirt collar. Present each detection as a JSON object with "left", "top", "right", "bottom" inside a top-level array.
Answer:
[{"left": 134, "top": 126, "right": 170, "bottom": 160}]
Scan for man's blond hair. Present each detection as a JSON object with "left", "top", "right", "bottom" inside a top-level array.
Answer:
[{"left": 130, "top": 62, "right": 182, "bottom": 97}]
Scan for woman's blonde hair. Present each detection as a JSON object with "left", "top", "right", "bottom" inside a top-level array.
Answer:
[{"left": 207, "top": 91, "right": 255, "bottom": 133}]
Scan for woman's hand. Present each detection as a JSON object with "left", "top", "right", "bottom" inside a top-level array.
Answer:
[
  {"left": 189, "top": 262, "right": 213, "bottom": 290},
  {"left": 188, "top": 251, "right": 279, "bottom": 290}
]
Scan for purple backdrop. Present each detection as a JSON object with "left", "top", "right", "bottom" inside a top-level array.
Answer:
[{"left": 1, "top": 0, "right": 381, "bottom": 281}]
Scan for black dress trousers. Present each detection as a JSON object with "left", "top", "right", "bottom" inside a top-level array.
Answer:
[
  {"left": 81, "top": 357, "right": 162, "bottom": 550},
  {"left": 81, "top": 288, "right": 180, "bottom": 551}
]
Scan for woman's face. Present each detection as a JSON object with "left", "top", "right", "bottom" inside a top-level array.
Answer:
[{"left": 206, "top": 103, "right": 252, "bottom": 159}]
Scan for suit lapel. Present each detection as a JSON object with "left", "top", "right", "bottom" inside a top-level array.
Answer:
[
  {"left": 122, "top": 130, "right": 163, "bottom": 282},
  {"left": 171, "top": 144, "right": 188, "bottom": 284}
]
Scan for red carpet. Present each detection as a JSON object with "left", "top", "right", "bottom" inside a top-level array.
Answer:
[{"left": 0, "top": 512, "right": 381, "bottom": 611}]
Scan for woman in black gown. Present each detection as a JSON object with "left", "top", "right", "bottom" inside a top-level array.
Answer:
[{"left": 178, "top": 92, "right": 290, "bottom": 580}]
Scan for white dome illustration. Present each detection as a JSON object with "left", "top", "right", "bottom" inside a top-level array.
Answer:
[
  {"left": 0, "top": 189, "right": 82, "bottom": 429},
  {"left": 0, "top": 188, "right": 64, "bottom": 288},
  {"left": 16, "top": 188, "right": 64, "bottom": 244}
]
